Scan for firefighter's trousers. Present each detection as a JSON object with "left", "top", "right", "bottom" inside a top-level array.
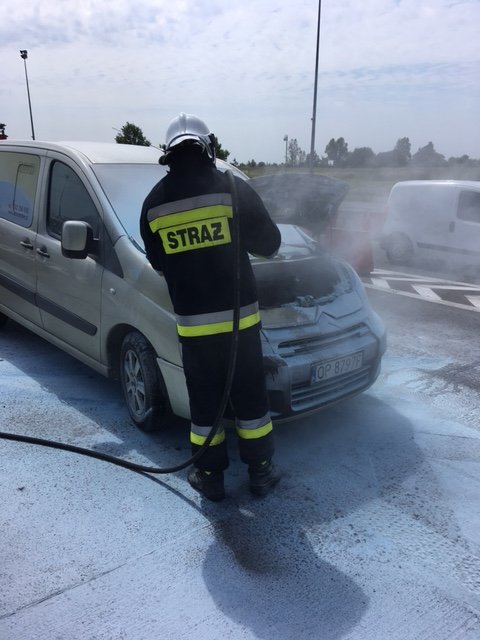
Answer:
[{"left": 181, "top": 326, "right": 274, "bottom": 472}]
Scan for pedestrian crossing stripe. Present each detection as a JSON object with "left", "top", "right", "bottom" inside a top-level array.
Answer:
[
  {"left": 466, "top": 296, "right": 480, "bottom": 309},
  {"left": 362, "top": 269, "right": 480, "bottom": 312},
  {"left": 411, "top": 285, "right": 442, "bottom": 301}
]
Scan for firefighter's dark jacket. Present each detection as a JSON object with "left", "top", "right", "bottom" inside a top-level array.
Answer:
[{"left": 140, "top": 161, "right": 281, "bottom": 339}]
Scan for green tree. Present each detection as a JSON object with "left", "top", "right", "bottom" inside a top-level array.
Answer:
[
  {"left": 288, "top": 138, "right": 301, "bottom": 166},
  {"left": 375, "top": 150, "right": 400, "bottom": 167},
  {"left": 349, "top": 147, "right": 376, "bottom": 168},
  {"left": 115, "top": 122, "right": 151, "bottom": 146},
  {"left": 373, "top": 138, "right": 411, "bottom": 167},
  {"left": 448, "top": 154, "right": 470, "bottom": 165},
  {"left": 412, "top": 142, "right": 446, "bottom": 167},
  {"left": 210, "top": 134, "right": 230, "bottom": 160},
  {"left": 394, "top": 137, "right": 411, "bottom": 166},
  {"left": 325, "top": 137, "right": 349, "bottom": 166}
]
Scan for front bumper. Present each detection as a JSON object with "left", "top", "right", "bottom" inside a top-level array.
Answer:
[{"left": 263, "top": 319, "right": 386, "bottom": 419}]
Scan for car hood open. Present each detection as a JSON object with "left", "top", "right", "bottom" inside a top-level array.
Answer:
[{"left": 249, "top": 172, "right": 349, "bottom": 236}]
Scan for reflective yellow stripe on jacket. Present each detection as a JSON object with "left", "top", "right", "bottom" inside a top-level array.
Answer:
[
  {"left": 176, "top": 303, "right": 260, "bottom": 338},
  {"left": 147, "top": 193, "right": 233, "bottom": 255}
]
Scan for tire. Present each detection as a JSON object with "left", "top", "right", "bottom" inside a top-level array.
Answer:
[
  {"left": 385, "top": 233, "right": 414, "bottom": 264},
  {"left": 120, "top": 331, "right": 172, "bottom": 432}
]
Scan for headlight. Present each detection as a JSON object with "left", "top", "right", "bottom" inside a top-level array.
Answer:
[{"left": 342, "top": 262, "right": 369, "bottom": 302}]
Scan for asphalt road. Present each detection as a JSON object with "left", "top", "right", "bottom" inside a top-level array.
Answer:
[{"left": 1, "top": 279, "right": 479, "bottom": 639}]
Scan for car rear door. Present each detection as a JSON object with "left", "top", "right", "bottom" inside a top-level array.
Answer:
[
  {"left": 35, "top": 156, "right": 103, "bottom": 362},
  {"left": 0, "top": 150, "right": 42, "bottom": 326}
]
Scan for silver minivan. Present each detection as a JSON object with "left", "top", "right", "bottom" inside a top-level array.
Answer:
[{"left": 0, "top": 140, "right": 386, "bottom": 430}]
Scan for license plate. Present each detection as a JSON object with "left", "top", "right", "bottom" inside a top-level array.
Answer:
[{"left": 311, "top": 352, "right": 363, "bottom": 384}]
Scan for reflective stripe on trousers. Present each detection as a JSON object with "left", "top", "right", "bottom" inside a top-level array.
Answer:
[
  {"left": 190, "top": 412, "right": 272, "bottom": 447},
  {"left": 190, "top": 424, "right": 226, "bottom": 447},
  {"left": 177, "top": 302, "right": 260, "bottom": 338},
  {"left": 236, "top": 413, "right": 273, "bottom": 440}
]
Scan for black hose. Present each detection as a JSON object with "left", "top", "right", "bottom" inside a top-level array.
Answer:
[{"left": 0, "top": 170, "right": 242, "bottom": 476}]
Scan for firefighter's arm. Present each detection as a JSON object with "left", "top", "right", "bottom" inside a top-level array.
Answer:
[{"left": 237, "top": 179, "right": 281, "bottom": 258}]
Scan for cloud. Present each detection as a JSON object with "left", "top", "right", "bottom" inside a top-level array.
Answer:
[{"left": 2, "top": 0, "right": 479, "bottom": 160}]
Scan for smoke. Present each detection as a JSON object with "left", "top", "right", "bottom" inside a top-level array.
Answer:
[
  {"left": 254, "top": 254, "right": 340, "bottom": 309},
  {"left": 250, "top": 172, "right": 349, "bottom": 238}
]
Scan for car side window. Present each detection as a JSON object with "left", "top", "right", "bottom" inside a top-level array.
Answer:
[
  {"left": 0, "top": 152, "right": 40, "bottom": 228},
  {"left": 47, "top": 161, "right": 100, "bottom": 238},
  {"left": 457, "top": 190, "right": 480, "bottom": 224}
]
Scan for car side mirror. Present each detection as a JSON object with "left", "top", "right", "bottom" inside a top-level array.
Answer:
[{"left": 61, "top": 220, "right": 98, "bottom": 259}]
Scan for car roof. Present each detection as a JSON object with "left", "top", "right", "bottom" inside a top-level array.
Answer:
[
  {"left": 0, "top": 141, "right": 249, "bottom": 180},
  {"left": 0, "top": 140, "right": 163, "bottom": 164},
  {"left": 393, "top": 180, "right": 480, "bottom": 189}
]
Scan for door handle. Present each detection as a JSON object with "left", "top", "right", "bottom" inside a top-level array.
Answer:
[
  {"left": 36, "top": 246, "right": 50, "bottom": 259},
  {"left": 20, "top": 238, "right": 34, "bottom": 250},
  {"left": 449, "top": 221, "right": 455, "bottom": 232}
]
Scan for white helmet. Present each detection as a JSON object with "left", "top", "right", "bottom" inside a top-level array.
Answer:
[{"left": 162, "top": 112, "right": 215, "bottom": 163}]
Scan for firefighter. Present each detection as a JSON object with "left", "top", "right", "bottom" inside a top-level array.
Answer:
[{"left": 140, "top": 113, "right": 281, "bottom": 501}]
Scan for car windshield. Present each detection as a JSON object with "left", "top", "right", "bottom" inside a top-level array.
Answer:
[
  {"left": 92, "top": 163, "right": 165, "bottom": 246},
  {"left": 92, "top": 163, "right": 317, "bottom": 259}
]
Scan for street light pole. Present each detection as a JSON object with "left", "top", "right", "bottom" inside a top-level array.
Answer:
[
  {"left": 20, "top": 50, "right": 35, "bottom": 140},
  {"left": 283, "top": 134, "right": 288, "bottom": 165},
  {"left": 309, "top": 0, "right": 321, "bottom": 173}
]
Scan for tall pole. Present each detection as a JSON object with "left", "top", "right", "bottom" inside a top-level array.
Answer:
[
  {"left": 283, "top": 134, "right": 288, "bottom": 165},
  {"left": 309, "top": 0, "right": 321, "bottom": 173},
  {"left": 20, "top": 50, "right": 35, "bottom": 140}
]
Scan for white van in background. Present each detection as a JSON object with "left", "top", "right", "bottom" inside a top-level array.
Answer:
[{"left": 380, "top": 180, "right": 480, "bottom": 273}]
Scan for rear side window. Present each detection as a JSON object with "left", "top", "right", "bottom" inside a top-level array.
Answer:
[
  {"left": 47, "top": 161, "right": 100, "bottom": 237},
  {"left": 457, "top": 190, "right": 480, "bottom": 224},
  {"left": 0, "top": 151, "right": 40, "bottom": 228}
]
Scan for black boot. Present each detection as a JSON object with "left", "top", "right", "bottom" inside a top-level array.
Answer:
[
  {"left": 188, "top": 468, "right": 225, "bottom": 502},
  {"left": 249, "top": 460, "right": 281, "bottom": 496}
]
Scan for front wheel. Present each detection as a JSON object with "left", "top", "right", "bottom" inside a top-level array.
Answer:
[
  {"left": 120, "top": 331, "right": 172, "bottom": 432},
  {"left": 385, "top": 232, "right": 414, "bottom": 264}
]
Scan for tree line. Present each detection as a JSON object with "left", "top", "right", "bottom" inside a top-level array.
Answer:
[
  {"left": 241, "top": 136, "right": 479, "bottom": 170},
  {"left": 114, "top": 122, "right": 479, "bottom": 170}
]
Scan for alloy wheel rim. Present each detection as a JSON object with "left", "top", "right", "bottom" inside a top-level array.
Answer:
[{"left": 123, "top": 349, "right": 146, "bottom": 417}]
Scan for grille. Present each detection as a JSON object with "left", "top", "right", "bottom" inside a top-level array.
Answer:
[
  {"left": 277, "top": 323, "right": 369, "bottom": 358},
  {"left": 291, "top": 365, "right": 372, "bottom": 412}
]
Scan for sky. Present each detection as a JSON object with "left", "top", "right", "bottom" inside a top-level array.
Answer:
[{"left": 1, "top": 0, "right": 480, "bottom": 163}]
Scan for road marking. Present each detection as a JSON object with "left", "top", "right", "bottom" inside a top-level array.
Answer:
[
  {"left": 363, "top": 269, "right": 480, "bottom": 312},
  {"left": 371, "top": 278, "right": 392, "bottom": 289},
  {"left": 372, "top": 269, "right": 478, "bottom": 286},
  {"left": 411, "top": 285, "right": 442, "bottom": 300},
  {"left": 466, "top": 295, "right": 480, "bottom": 309}
]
